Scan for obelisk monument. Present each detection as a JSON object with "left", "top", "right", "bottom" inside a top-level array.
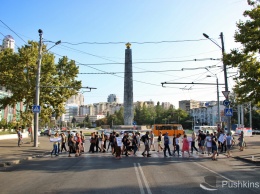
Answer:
[{"left": 124, "top": 43, "right": 134, "bottom": 125}]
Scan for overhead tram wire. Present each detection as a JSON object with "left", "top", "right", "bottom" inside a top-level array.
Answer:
[
  {"left": 59, "top": 38, "right": 208, "bottom": 45},
  {"left": 79, "top": 64, "right": 220, "bottom": 75},
  {"left": 50, "top": 50, "right": 181, "bottom": 89}
]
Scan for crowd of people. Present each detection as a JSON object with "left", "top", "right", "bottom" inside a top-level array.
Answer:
[{"left": 47, "top": 129, "right": 246, "bottom": 161}]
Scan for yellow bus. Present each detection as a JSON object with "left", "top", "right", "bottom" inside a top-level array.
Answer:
[{"left": 152, "top": 124, "right": 185, "bottom": 136}]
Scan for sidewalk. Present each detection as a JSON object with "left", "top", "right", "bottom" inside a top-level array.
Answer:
[
  {"left": 231, "top": 135, "right": 260, "bottom": 165},
  {"left": 0, "top": 135, "right": 259, "bottom": 167},
  {"left": 0, "top": 136, "right": 52, "bottom": 167}
]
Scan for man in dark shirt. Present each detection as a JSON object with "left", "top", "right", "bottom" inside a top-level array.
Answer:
[
  {"left": 211, "top": 132, "right": 218, "bottom": 160},
  {"left": 199, "top": 131, "right": 206, "bottom": 154}
]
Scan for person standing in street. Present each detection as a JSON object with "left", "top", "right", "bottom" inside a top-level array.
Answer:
[
  {"left": 60, "top": 133, "right": 68, "bottom": 153},
  {"left": 150, "top": 131, "right": 156, "bottom": 151},
  {"left": 182, "top": 134, "right": 191, "bottom": 157},
  {"left": 226, "top": 133, "right": 232, "bottom": 158},
  {"left": 157, "top": 131, "right": 163, "bottom": 152},
  {"left": 163, "top": 132, "right": 172, "bottom": 157},
  {"left": 191, "top": 132, "right": 198, "bottom": 154},
  {"left": 173, "top": 134, "right": 181, "bottom": 156},
  {"left": 211, "top": 132, "right": 218, "bottom": 161},
  {"left": 17, "top": 127, "right": 23, "bottom": 147},
  {"left": 142, "top": 131, "right": 151, "bottom": 157},
  {"left": 132, "top": 132, "right": 138, "bottom": 156}
]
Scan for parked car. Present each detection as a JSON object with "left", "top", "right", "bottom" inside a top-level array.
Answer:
[{"left": 40, "top": 130, "right": 50, "bottom": 136}]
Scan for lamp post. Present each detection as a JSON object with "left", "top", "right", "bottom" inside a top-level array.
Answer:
[
  {"left": 34, "top": 29, "right": 61, "bottom": 147},
  {"left": 203, "top": 32, "right": 231, "bottom": 133},
  {"left": 33, "top": 29, "right": 43, "bottom": 147}
]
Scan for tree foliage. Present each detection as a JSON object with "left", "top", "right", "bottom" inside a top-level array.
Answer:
[
  {"left": 0, "top": 41, "right": 81, "bottom": 127},
  {"left": 224, "top": 0, "right": 260, "bottom": 107},
  {"left": 100, "top": 103, "right": 191, "bottom": 129}
]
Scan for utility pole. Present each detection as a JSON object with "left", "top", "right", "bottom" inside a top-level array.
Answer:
[
  {"left": 34, "top": 29, "right": 43, "bottom": 147},
  {"left": 220, "top": 32, "right": 231, "bottom": 134}
]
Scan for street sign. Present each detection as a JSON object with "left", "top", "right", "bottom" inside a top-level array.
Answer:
[
  {"left": 133, "top": 121, "right": 137, "bottom": 125},
  {"left": 223, "top": 100, "right": 230, "bottom": 107},
  {"left": 224, "top": 108, "right": 233, "bottom": 116},
  {"left": 222, "top": 91, "right": 230, "bottom": 99},
  {"left": 32, "top": 105, "right": 41, "bottom": 113}
]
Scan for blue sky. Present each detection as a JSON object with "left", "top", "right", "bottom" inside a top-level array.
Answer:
[{"left": 0, "top": 0, "right": 250, "bottom": 108}]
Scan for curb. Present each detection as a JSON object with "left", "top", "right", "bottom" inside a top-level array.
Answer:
[{"left": 0, "top": 151, "right": 51, "bottom": 168}]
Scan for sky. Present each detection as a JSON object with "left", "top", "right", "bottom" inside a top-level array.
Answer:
[{"left": 0, "top": 0, "right": 251, "bottom": 108}]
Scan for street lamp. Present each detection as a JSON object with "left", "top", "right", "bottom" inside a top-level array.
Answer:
[
  {"left": 203, "top": 32, "right": 231, "bottom": 133},
  {"left": 34, "top": 29, "right": 61, "bottom": 147}
]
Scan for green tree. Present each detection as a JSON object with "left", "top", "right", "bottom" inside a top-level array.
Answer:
[
  {"left": 0, "top": 41, "right": 81, "bottom": 127},
  {"left": 224, "top": 0, "right": 260, "bottom": 107}
]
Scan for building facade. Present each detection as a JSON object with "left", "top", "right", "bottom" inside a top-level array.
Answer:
[
  {"left": 179, "top": 100, "right": 200, "bottom": 112},
  {"left": 189, "top": 101, "right": 225, "bottom": 126}
]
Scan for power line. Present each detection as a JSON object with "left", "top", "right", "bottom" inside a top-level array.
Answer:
[
  {"left": 0, "top": 20, "right": 27, "bottom": 44},
  {"left": 75, "top": 58, "right": 220, "bottom": 66},
  {"left": 59, "top": 38, "right": 208, "bottom": 45}
]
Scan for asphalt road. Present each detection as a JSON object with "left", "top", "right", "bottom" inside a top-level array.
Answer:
[{"left": 0, "top": 146, "right": 260, "bottom": 194}]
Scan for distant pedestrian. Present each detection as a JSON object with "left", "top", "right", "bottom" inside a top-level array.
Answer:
[
  {"left": 95, "top": 132, "right": 101, "bottom": 152},
  {"left": 76, "top": 133, "right": 83, "bottom": 156},
  {"left": 60, "top": 133, "right": 68, "bottom": 153},
  {"left": 142, "top": 132, "right": 151, "bottom": 157},
  {"left": 211, "top": 132, "right": 218, "bottom": 161},
  {"left": 115, "top": 133, "right": 122, "bottom": 159},
  {"left": 239, "top": 131, "right": 245, "bottom": 151},
  {"left": 68, "top": 134, "right": 76, "bottom": 157},
  {"left": 80, "top": 131, "right": 85, "bottom": 152},
  {"left": 89, "top": 133, "right": 96, "bottom": 153},
  {"left": 150, "top": 131, "right": 156, "bottom": 151},
  {"left": 157, "top": 131, "right": 163, "bottom": 152},
  {"left": 51, "top": 133, "right": 60, "bottom": 157},
  {"left": 206, "top": 133, "right": 212, "bottom": 156},
  {"left": 132, "top": 132, "right": 138, "bottom": 156},
  {"left": 173, "top": 134, "right": 181, "bottom": 156},
  {"left": 182, "top": 134, "right": 191, "bottom": 157},
  {"left": 198, "top": 130, "right": 206, "bottom": 154},
  {"left": 17, "top": 127, "right": 23, "bottom": 147},
  {"left": 163, "top": 132, "right": 172, "bottom": 157},
  {"left": 226, "top": 133, "right": 232, "bottom": 158},
  {"left": 191, "top": 132, "right": 198, "bottom": 154}
]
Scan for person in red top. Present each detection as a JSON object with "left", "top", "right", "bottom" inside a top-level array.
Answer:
[
  {"left": 182, "top": 134, "right": 191, "bottom": 157},
  {"left": 75, "top": 133, "right": 82, "bottom": 157}
]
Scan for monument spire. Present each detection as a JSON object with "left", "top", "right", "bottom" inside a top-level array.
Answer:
[{"left": 124, "top": 42, "right": 134, "bottom": 125}]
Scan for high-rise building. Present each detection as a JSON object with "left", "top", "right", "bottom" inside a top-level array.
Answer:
[
  {"left": 66, "top": 93, "right": 84, "bottom": 106},
  {"left": 179, "top": 100, "right": 200, "bottom": 112},
  {"left": 107, "top": 94, "right": 119, "bottom": 103}
]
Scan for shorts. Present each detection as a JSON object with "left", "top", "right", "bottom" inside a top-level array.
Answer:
[
  {"left": 158, "top": 141, "right": 162, "bottom": 145},
  {"left": 227, "top": 145, "right": 231, "bottom": 150},
  {"left": 212, "top": 145, "right": 218, "bottom": 152},
  {"left": 200, "top": 140, "right": 205, "bottom": 146}
]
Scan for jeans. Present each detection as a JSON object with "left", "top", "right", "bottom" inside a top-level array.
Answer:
[
  {"left": 51, "top": 144, "right": 58, "bottom": 155},
  {"left": 164, "top": 144, "right": 171, "bottom": 156},
  {"left": 174, "top": 144, "right": 180, "bottom": 155}
]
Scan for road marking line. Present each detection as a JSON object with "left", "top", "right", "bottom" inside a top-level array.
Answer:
[
  {"left": 138, "top": 163, "right": 152, "bottom": 194},
  {"left": 194, "top": 162, "right": 234, "bottom": 182},
  {"left": 134, "top": 163, "right": 145, "bottom": 194}
]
